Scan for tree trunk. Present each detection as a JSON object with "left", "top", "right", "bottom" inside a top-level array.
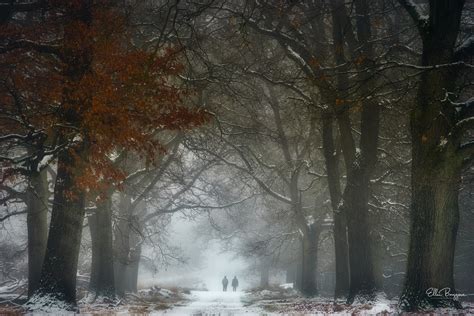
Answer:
[
  {"left": 400, "top": 1, "right": 465, "bottom": 310},
  {"left": 116, "top": 242, "right": 141, "bottom": 294},
  {"left": 285, "top": 266, "right": 295, "bottom": 284},
  {"left": 344, "top": 172, "right": 376, "bottom": 302},
  {"left": 294, "top": 245, "right": 303, "bottom": 291},
  {"left": 344, "top": 89, "right": 379, "bottom": 303},
  {"left": 26, "top": 169, "right": 49, "bottom": 297},
  {"left": 33, "top": 2, "right": 92, "bottom": 308},
  {"left": 114, "top": 193, "right": 142, "bottom": 295},
  {"left": 259, "top": 257, "right": 271, "bottom": 288},
  {"left": 127, "top": 244, "right": 141, "bottom": 293},
  {"left": 300, "top": 224, "right": 320, "bottom": 296},
  {"left": 344, "top": 0, "right": 379, "bottom": 303},
  {"left": 114, "top": 193, "right": 131, "bottom": 296},
  {"left": 35, "top": 148, "right": 86, "bottom": 308},
  {"left": 113, "top": 263, "right": 127, "bottom": 297},
  {"left": 260, "top": 268, "right": 269, "bottom": 288},
  {"left": 322, "top": 110, "right": 350, "bottom": 299},
  {"left": 89, "top": 196, "right": 115, "bottom": 299},
  {"left": 401, "top": 160, "right": 462, "bottom": 310},
  {"left": 326, "top": 0, "right": 362, "bottom": 300},
  {"left": 333, "top": 210, "right": 350, "bottom": 298},
  {"left": 344, "top": 91, "right": 379, "bottom": 303}
]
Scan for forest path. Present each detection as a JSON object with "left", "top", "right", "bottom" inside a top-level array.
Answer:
[{"left": 156, "top": 290, "right": 263, "bottom": 315}]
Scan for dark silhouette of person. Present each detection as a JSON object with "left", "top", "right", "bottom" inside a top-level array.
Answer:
[
  {"left": 222, "top": 276, "right": 228, "bottom": 292},
  {"left": 231, "top": 276, "right": 239, "bottom": 292}
]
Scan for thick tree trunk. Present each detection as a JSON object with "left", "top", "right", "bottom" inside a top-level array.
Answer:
[
  {"left": 114, "top": 193, "right": 142, "bottom": 295},
  {"left": 344, "top": 172, "right": 376, "bottom": 302},
  {"left": 115, "top": 242, "right": 141, "bottom": 294},
  {"left": 89, "top": 196, "right": 115, "bottom": 299},
  {"left": 333, "top": 210, "right": 350, "bottom": 298},
  {"left": 331, "top": 76, "right": 379, "bottom": 304},
  {"left": 26, "top": 169, "right": 49, "bottom": 297},
  {"left": 401, "top": 156, "right": 462, "bottom": 310},
  {"left": 35, "top": 148, "right": 86, "bottom": 308},
  {"left": 113, "top": 263, "right": 127, "bottom": 297},
  {"left": 326, "top": 0, "right": 365, "bottom": 300},
  {"left": 300, "top": 224, "right": 320, "bottom": 296},
  {"left": 344, "top": 93, "right": 379, "bottom": 303},
  {"left": 322, "top": 110, "right": 350, "bottom": 299},
  {"left": 114, "top": 194, "right": 129, "bottom": 296},
  {"left": 400, "top": 1, "right": 465, "bottom": 310},
  {"left": 114, "top": 194, "right": 131, "bottom": 296},
  {"left": 344, "top": 0, "right": 379, "bottom": 303},
  {"left": 345, "top": 95, "right": 379, "bottom": 303},
  {"left": 33, "top": 2, "right": 92, "bottom": 308}
]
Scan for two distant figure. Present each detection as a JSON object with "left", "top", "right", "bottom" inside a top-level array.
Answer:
[{"left": 222, "top": 276, "right": 239, "bottom": 292}]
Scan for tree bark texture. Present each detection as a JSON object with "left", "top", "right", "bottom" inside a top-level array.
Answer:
[
  {"left": 114, "top": 193, "right": 142, "bottom": 295},
  {"left": 89, "top": 195, "right": 115, "bottom": 299},
  {"left": 26, "top": 169, "right": 49, "bottom": 297},
  {"left": 322, "top": 109, "right": 350, "bottom": 299},
  {"left": 300, "top": 224, "right": 321, "bottom": 296},
  {"left": 400, "top": 0, "right": 465, "bottom": 310},
  {"left": 34, "top": 2, "right": 92, "bottom": 307},
  {"left": 36, "top": 148, "right": 87, "bottom": 307},
  {"left": 343, "top": 0, "right": 380, "bottom": 303}
]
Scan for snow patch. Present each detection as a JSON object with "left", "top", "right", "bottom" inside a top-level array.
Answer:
[
  {"left": 279, "top": 283, "right": 294, "bottom": 290},
  {"left": 439, "top": 136, "right": 448, "bottom": 148},
  {"left": 37, "top": 154, "right": 54, "bottom": 171},
  {"left": 25, "top": 294, "right": 77, "bottom": 314}
]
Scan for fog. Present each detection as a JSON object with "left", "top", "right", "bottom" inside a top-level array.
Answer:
[{"left": 138, "top": 215, "right": 251, "bottom": 292}]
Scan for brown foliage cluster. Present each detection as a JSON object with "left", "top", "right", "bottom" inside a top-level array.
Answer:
[{"left": 0, "top": 0, "right": 208, "bottom": 192}]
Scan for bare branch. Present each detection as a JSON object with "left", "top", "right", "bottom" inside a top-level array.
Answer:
[
  {"left": 0, "top": 210, "right": 27, "bottom": 222},
  {"left": 397, "top": 0, "right": 428, "bottom": 34},
  {"left": 454, "top": 36, "right": 474, "bottom": 61},
  {"left": 0, "top": 40, "right": 63, "bottom": 59}
]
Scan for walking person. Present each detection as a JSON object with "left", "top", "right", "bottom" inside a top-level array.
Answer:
[
  {"left": 231, "top": 276, "right": 239, "bottom": 292},
  {"left": 222, "top": 276, "right": 228, "bottom": 292}
]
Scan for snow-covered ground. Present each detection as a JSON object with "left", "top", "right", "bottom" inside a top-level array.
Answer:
[
  {"left": 151, "top": 288, "right": 474, "bottom": 315},
  {"left": 2, "top": 283, "right": 474, "bottom": 315},
  {"left": 154, "top": 290, "right": 264, "bottom": 315}
]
